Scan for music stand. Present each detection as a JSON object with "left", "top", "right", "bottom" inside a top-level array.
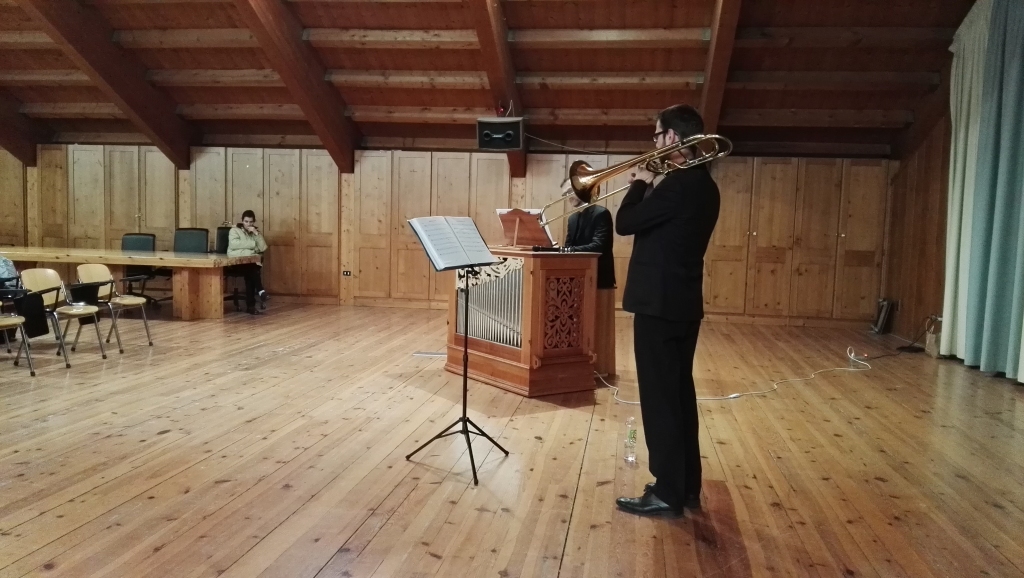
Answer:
[
  {"left": 496, "top": 208, "right": 555, "bottom": 248},
  {"left": 405, "top": 216, "right": 510, "bottom": 485}
]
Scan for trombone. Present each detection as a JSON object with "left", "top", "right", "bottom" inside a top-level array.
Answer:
[{"left": 538, "top": 133, "right": 732, "bottom": 227}]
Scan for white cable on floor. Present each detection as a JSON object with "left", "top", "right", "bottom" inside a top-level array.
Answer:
[{"left": 597, "top": 347, "right": 871, "bottom": 405}]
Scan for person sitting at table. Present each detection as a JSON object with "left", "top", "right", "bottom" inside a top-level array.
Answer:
[
  {"left": 0, "top": 254, "right": 18, "bottom": 288},
  {"left": 226, "top": 210, "right": 269, "bottom": 315}
]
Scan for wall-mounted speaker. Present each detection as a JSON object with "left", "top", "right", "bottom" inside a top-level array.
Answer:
[{"left": 477, "top": 117, "right": 523, "bottom": 151}]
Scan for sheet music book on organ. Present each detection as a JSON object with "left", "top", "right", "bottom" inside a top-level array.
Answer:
[{"left": 408, "top": 216, "right": 500, "bottom": 272}]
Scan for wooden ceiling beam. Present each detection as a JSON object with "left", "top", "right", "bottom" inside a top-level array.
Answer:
[
  {"left": 731, "top": 141, "right": 891, "bottom": 157},
  {"left": 306, "top": 29, "right": 477, "bottom": 49},
  {"left": 179, "top": 104, "right": 305, "bottom": 120},
  {"left": 0, "top": 91, "right": 52, "bottom": 166},
  {"left": 892, "top": 66, "right": 950, "bottom": 159},
  {"left": 53, "top": 132, "right": 149, "bottom": 144},
  {"left": 509, "top": 28, "right": 708, "bottom": 49},
  {"left": 518, "top": 72, "right": 703, "bottom": 91},
  {"left": 720, "top": 108, "right": 913, "bottom": 128},
  {"left": 15, "top": 0, "right": 196, "bottom": 168},
  {"left": 700, "top": 0, "right": 742, "bottom": 133},
  {"left": 114, "top": 29, "right": 259, "bottom": 49},
  {"left": 147, "top": 69, "right": 284, "bottom": 87},
  {"left": 0, "top": 70, "right": 93, "bottom": 87},
  {"left": 21, "top": 102, "right": 125, "bottom": 118},
  {"left": 727, "top": 71, "right": 940, "bottom": 91},
  {"left": 0, "top": 31, "right": 54, "bottom": 49},
  {"left": 233, "top": 0, "right": 360, "bottom": 173},
  {"left": 526, "top": 109, "right": 655, "bottom": 126},
  {"left": 327, "top": 70, "right": 488, "bottom": 90},
  {"left": 467, "top": 0, "right": 525, "bottom": 177},
  {"left": 735, "top": 27, "right": 956, "bottom": 48}
]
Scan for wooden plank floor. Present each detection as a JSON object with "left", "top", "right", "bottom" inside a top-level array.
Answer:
[{"left": 1, "top": 304, "right": 1023, "bottom": 578}]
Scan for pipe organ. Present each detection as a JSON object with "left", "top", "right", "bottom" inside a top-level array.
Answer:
[{"left": 446, "top": 248, "right": 598, "bottom": 397}]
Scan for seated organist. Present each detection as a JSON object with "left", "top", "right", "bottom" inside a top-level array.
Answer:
[{"left": 560, "top": 177, "right": 617, "bottom": 377}]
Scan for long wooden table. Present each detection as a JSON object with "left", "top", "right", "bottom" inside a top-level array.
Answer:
[{"left": 0, "top": 247, "right": 260, "bottom": 320}]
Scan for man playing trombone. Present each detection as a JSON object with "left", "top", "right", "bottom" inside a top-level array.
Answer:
[{"left": 614, "top": 104, "right": 722, "bottom": 517}]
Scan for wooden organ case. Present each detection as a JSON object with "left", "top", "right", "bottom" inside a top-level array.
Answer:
[{"left": 445, "top": 247, "right": 599, "bottom": 397}]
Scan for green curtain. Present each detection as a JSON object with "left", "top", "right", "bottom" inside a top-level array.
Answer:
[
  {"left": 937, "top": 0, "right": 1024, "bottom": 379},
  {"left": 941, "top": 0, "right": 990, "bottom": 359}
]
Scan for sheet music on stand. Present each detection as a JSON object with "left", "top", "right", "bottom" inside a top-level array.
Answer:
[{"left": 408, "top": 216, "right": 500, "bottom": 271}]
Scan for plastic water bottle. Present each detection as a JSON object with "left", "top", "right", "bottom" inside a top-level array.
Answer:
[{"left": 624, "top": 417, "right": 637, "bottom": 464}]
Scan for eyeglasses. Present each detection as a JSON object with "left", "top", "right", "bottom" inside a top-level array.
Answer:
[{"left": 652, "top": 129, "right": 668, "bottom": 143}]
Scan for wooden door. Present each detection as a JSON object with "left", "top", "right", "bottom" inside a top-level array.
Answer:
[
  {"left": 68, "top": 145, "right": 105, "bottom": 250},
  {"left": 790, "top": 158, "right": 843, "bottom": 318},
  {"left": 264, "top": 148, "right": 300, "bottom": 295},
  {"left": 746, "top": 157, "right": 798, "bottom": 316},
  {"left": 834, "top": 159, "right": 889, "bottom": 320},
  {"left": 390, "top": 151, "right": 432, "bottom": 300},
  {"left": 38, "top": 145, "right": 68, "bottom": 250},
  {"left": 705, "top": 157, "right": 754, "bottom": 314},
  {"left": 352, "top": 151, "right": 392, "bottom": 299},
  {"left": 300, "top": 150, "right": 339, "bottom": 298},
  {"left": 226, "top": 148, "right": 264, "bottom": 226},
  {"left": 602, "top": 154, "right": 634, "bottom": 307},
  {"left": 104, "top": 145, "right": 140, "bottom": 250},
  {"left": 139, "top": 146, "right": 177, "bottom": 250},
  {"left": 430, "top": 152, "right": 471, "bottom": 302},
  {"left": 191, "top": 147, "right": 227, "bottom": 247},
  {"left": 0, "top": 149, "right": 25, "bottom": 246}
]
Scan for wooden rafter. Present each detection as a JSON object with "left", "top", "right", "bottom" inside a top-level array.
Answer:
[
  {"left": 232, "top": 0, "right": 360, "bottom": 173},
  {"left": 14, "top": 0, "right": 196, "bottom": 168},
  {"left": 466, "top": 0, "right": 525, "bottom": 177},
  {"left": 0, "top": 91, "right": 52, "bottom": 166},
  {"left": 735, "top": 27, "right": 955, "bottom": 48},
  {"left": 892, "top": 66, "right": 951, "bottom": 159},
  {"left": 700, "top": 0, "right": 742, "bottom": 133},
  {"left": 509, "top": 28, "right": 708, "bottom": 49},
  {"left": 720, "top": 109, "right": 913, "bottom": 128}
]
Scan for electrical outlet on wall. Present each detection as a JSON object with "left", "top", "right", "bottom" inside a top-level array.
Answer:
[{"left": 343, "top": 271, "right": 351, "bottom": 277}]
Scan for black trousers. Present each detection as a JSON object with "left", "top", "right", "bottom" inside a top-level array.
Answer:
[
  {"left": 226, "top": 263, "right": 264, "bottom": 308},
  {"left": 633, "top": 313, "right": 702, "bottom": 508}
]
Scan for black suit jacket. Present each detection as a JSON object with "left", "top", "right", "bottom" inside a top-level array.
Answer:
[
  {"left": 616, "top": 165, "right": 720, "bottom": 321},
  {"left": 565, "top": 204, "right": 616, "bottom": 289}
]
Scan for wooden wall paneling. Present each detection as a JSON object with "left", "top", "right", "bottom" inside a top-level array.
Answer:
[
  {"left": 226, "top": 148, "right": 265, "bottom": 227},
  {"left": 191, "top": 147, "right": 227, "bottom": 246},
  {"left": 353, "top": 150, "right": 392, "bottom": 299},
  {"left": 469, "top": 153, "right": 511, "bottom": 246},
  {"left": 35, "top": 146, "right": 70, "bottom": 278},
  {"left": 602, "top": 154, "right": 635, "bottom": 306},
  {"left": 524, "top": 154, "right": 568, "bottom": 244},
  {"left": 834, "top": 159, "right": 889, "bottom": 320},
  {"left": 300, "top": 150, "right": 339, "bottom": 298},
  {"left": 430, "top": 151, "right": 471, "bottom": 302},
  {"left": 746, "top": 157, "right": 798, "bottom": 316},
  {"left": 140, "top": 146, "right": 177, "bottom": 251},
  {"left": 177, "top": 169, "right": 192, "bottom": 229},
  {"left": 67, "top": 145, "right": 105, "bottom": 251},
  {"left": 390, "top": 151, "right": 432, "bottom": 300},
  {"left": 0, "top": 149, "right": 25, "bottom": 246},
  {"left": 25, "top": 167, "right": 39, "bottom": 247},
  {"left": 264, "top": 148, "right": 301, "bottom": 296},
  {"left": 790, "top": 158, "right": 843, "bottom": 318},
  {"left": 705, "top": 156, "right": 754, "bottom": 314},
  {"left": 104, "top": 145, "right": 141, "bottom": 250},
  {"left": 339, "top": 172, "right": 355, "bottom": 305}
]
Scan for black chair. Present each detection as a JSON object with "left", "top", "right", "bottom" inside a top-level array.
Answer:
[
  {"left": 216, "top": 226, "right": 244, "bottom": 312},
  {"left": 174, "top": 228, "right": 210, "bottom": 253},
  {"left": 0, "top": 275, "right": 26, "bottom": 352},
  {"left": 121, "top": 233, "right": 167, "bottom": 308}
]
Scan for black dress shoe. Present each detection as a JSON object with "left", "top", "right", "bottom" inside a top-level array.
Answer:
[
  {"left": 246, "top": 307, "right": 263, "bottom": 315},
  {"left": 643, "top": 482, "right": 702, "bottom": 510},
  {"left": 615, "top": 490, "right": 682, "bottom": 517}
]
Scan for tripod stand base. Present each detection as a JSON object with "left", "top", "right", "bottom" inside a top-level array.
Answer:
[{"left": 406, "top": 416, "right": 509, "bottom": 486}]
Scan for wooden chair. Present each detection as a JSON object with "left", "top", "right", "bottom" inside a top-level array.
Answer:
[
  {"left": 0, "top": 314, "right": 34, "bottom": 377},
  {"left": 77, "top": 264, "right": 153, "bottom": 354},
  {"left": 20, "top": 268, "right": 107, "bottom": 367}
]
